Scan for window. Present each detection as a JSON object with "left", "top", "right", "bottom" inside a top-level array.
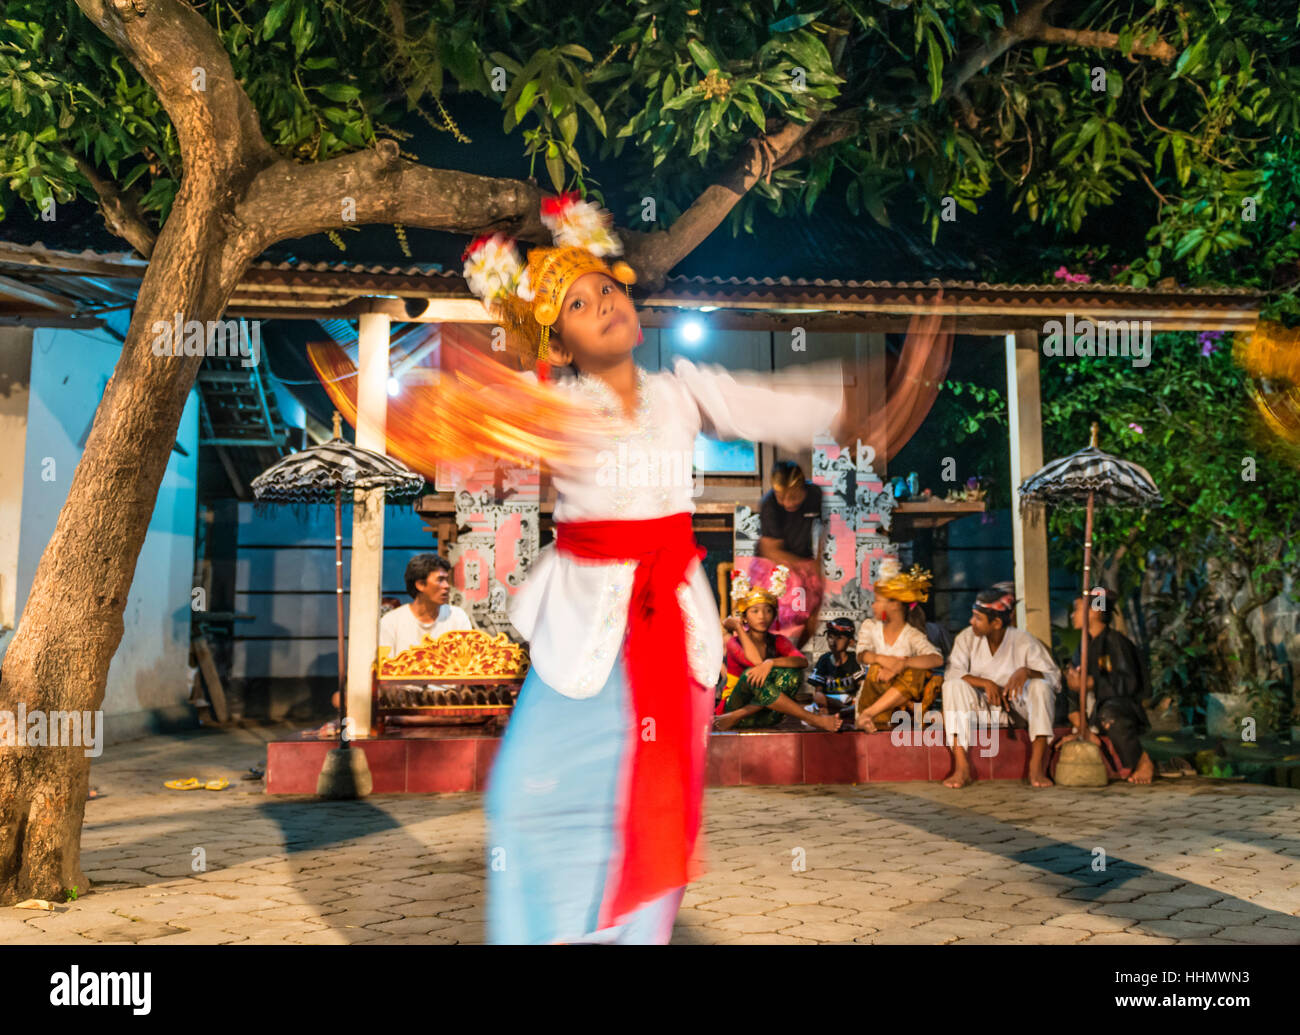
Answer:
[{"left": 693, "top": 433, "right": 757, "bottom": 475}]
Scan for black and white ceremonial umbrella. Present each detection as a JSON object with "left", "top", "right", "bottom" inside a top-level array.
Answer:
[
  {"left": 1019, "top": 434, "right": 1162, "bottom": 509},
  {"left": 251, "top": 413, "right": 425, "bottom": 747},
  {"left": 1018, "top": 423, "right": 1161, "bottom": 752}
]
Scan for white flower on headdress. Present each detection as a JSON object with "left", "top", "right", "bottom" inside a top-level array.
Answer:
[
  {"left": 541, "top": 194, "right": 624, "bottom": 258},
  {"left": 462, "top": 234, "right": 523, "bottom": 303},
  {"left": 515, "top": 267, "right": 535, "bottom": 302},
  {"left": 876, "top": 557, "right": 902, "bottom": 584}
]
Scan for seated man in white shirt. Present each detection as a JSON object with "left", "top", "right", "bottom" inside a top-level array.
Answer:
[
  {"left": 379, "top": 553, "right": 473, "bottom": 656},
  {"left": 941, "top": 587, "right": 1060, "bottom": 790}
]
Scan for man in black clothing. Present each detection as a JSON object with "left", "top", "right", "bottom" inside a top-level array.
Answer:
[
  {"left": 759, "top": 460, "right": 825, "bottom": 564},
  {"left": 1065, "top": 588, "right": 1155, "bottom": 784},
  {"left": 757, "top": 460, "right": 825, "bottom": 646}
]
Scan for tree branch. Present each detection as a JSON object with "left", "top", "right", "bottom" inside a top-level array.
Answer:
[
  {"left": 244, "top": 114, "right": 831, "bottom": 291},
  {"left": 66, "top": 149, "right": 156, "bottom": 258},
  {"left": 877, "top": 0, "right": 1180, "bottom": 119},
  {"left": 1035, "top": 24, "right": 1178, "bottom": 61},
  {"left": 236, "top": 139, "right": 552, "bottom": 259},
  {"left": 608, "top": 13, "right": 862, "bottom": 288},
  {"left": 1137, "top": 166, "right": 1171, "bottom": 207},
  {"left": 939, "top": 0, "right": 1058, "bottom": 104},
  {"left": 618, "top": 118, "right": 820, "bottom": 288},
  {"left": 73, "top": 0, "right": 277, "bottom": 192},
  {"left": 771, "top": 116, "right": 860, "bottom": 172}
]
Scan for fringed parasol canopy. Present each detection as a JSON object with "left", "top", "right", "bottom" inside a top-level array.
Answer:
[
  {"left": 250, "top": 413, "right": 426, "bottom": 504},
  {"left": 1018, "top": 442, "right": 1162, "bottom": 509}
]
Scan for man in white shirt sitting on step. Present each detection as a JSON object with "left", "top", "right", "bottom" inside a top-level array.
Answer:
[
  {"left": 941, "top": 587, "right": 1060, "bottom": 790},
  {"left": 380, "top": 553, "right": 473, "bottom": 656}
]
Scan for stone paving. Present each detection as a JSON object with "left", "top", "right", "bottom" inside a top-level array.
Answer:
[{"left": 2, "top": 725, "right": 1298, "bottom": 945}]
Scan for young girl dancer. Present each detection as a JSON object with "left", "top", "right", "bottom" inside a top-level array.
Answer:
[
  {"left": 460, "top": 195, "right": 948, "bottom": 943},
  {"left": 457, "top": 194, "right": 848, "bottom": 944}
]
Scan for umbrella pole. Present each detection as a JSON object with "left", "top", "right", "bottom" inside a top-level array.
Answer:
[
  {"left": 335, "top": 488, "right": 347, "bottom": 749},
  {"left": 1078, "top": 488, "right": 1095, "bottom": 743}
]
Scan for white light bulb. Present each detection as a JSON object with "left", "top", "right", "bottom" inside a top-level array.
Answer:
[
  {"left": 387, "top": 376, "right": 400, "bottom": 396},
  {"left": 680, "top": 319, "right": 704, "bottom": 344}
]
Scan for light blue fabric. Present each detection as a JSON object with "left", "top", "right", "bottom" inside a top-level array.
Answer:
[{"left": 484, "top": 654, "right": 683, "bottom": 944}]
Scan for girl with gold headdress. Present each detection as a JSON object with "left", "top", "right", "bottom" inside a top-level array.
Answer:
[
  {"left": 853, "top": 561, "right": 944, "bottom": 732},
  {"left": 463, "top": 194, "right": 853, "bottom": 945},
  {"left": 712, "top": 566, "right": 838, "bottom": 732}
]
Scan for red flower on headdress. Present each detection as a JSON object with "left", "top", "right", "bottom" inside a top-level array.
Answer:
[
  {"left": 540, "top": 192, "right": 580, "bottom": 220},
  {"left": 462, "top": 233, "right": 503, "bottom": 262}
]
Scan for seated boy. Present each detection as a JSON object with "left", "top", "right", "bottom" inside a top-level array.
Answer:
[{"left": 806, "top": 617, "right": 863, "bottom": 725}]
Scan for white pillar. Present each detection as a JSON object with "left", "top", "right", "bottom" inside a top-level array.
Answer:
[
  {"left": 0, "top": 328, "right": 32, "bottom": 654},
  {"left": 1005, "top": 330, "right": 1052, "bottom": 645},
  {"left": 345, "top": 312, "right": 390, "bottom": 735}
]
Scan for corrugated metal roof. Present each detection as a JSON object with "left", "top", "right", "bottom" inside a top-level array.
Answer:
[
  {"left": 0, "top": 242, "right": 1266, "bottom": 329},
  {"left": 248, "top": 259, "right": 450, "bottom": 276},
  {"left": 659, "top": 274, "right": 1260, "bottom": 296},
  {"left": 236, "top": 257, "right": 1259, "bottom": 297}
]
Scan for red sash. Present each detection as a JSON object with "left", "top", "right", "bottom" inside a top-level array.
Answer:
[{"left": 554, "top": 512, "right": 706, "bottom": 926}]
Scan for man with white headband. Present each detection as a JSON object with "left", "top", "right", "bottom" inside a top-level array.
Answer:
[{"left": 941, "top": 587, "right": 1060, "bottom": 789}]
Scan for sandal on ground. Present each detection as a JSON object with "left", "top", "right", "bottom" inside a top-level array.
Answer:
[
  {"left": 1168, "top": 756, "right": 1196, "bottom": 777},
  {"left": 164, "top": 778, "right": 201, "bottom": 791},
  {"left": 1157, "top": 759, "right": 1183, "bottom": 778},
  {"left": 203, "top": 778, "right": 229, "bottom": 791}
]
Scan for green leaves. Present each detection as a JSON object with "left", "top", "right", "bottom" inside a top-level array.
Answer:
[
  {"left": 686, "top": 40, "right": 718, "bottom": 74},
  {"left": 733, "top": 83, "right": 766, "bottom": 131},
  {"left": 1038, "top": 330, "right": 1300, "bottom": 703},
  {"left": 513, "top": 79, "right": 539, "bottom": 123},
  {"left": 0, "top": 0, "right": 1293, "bottom": 324},
  {"left": 769, "top": 12, "right": 822, "bottom": 34},
  {"left": 263, "top": 0, "right": 292, "bottom": 39},
  {"left": 925, "top": 27, "right": 943, "bottom": 102},
  {"left": 1172, "top": 35, "right": 1209, "bottom": 80},
  {"left": 316, "top": 82, "right": 359, "bottom": 103},
  {"left": 1170, "top": 134, "right": 1191, "bottom": 186}
]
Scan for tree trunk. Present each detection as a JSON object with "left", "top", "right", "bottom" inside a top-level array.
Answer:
[{"left": 0, "top": 198, "right": 247, "bottom": 903}]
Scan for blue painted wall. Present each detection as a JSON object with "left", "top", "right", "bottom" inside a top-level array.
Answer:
[{"left": 3, "top": 312, "right": 199, "bottom": 742}]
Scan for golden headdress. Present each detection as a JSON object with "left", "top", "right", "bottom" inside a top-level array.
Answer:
[
  {"left": 873, "top": 559, "right": 932, "bottom": 603},
  {"left": 1235, "top": 320, "right": 1300, "bottom": 447},
  {"left": 462, "top": 193, "right": 636, "bottom": 377},
  {"left": 731, "top": 564, "right": 790, "bottom": 614}
]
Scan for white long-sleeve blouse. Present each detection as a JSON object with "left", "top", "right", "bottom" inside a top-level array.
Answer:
[{"left": 508, "top": 356, "right": 843, "bottom": 699}]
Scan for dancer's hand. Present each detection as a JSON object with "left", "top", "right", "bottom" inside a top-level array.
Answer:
[
  {"left": 747, "top": 659, "right": 775, "bottom": 685},
  {"left": 722, "top": 614, "right": 742, "bottom": 634}
]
